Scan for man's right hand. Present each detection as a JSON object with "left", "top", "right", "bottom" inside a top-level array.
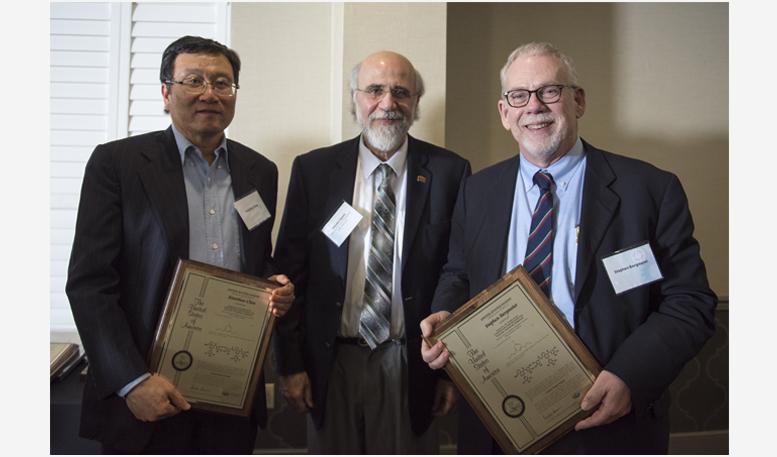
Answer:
[
  {"left": 420, "top": 310, "right": 452, "bottom": 370},
  {"left": 280, "top": 372, "right": 314, "bottom": 413},
  {"left": 125, "top": 374, "right": 190, "bottom": 422}
]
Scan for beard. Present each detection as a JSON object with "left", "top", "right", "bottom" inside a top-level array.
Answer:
[
  {"left": 518, "top": 113, "right": 567, "bottom": 163},
  {"left": 359, "top": 109, "right": 412, "bottom": 154}
]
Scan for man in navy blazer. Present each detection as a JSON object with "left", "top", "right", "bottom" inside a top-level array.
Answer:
[
  {"left": 66, "top": 36, "right": 294, "bottom": 453},
  {"left": 272, "top": 51, "right": 470, "bottom": 453},
  {"left": 421, "top": 42, "right": 716, "bottom": 453}
]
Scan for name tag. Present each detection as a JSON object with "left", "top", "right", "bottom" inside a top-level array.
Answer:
[
  {"left": 601, "top": 242, "right": 663, "bottom": 294},
  {"left": 321, "top": 202, "right": 363, "bottom": 247},
  {"left": 233, "top": 190, "right": 270, "bottom": 231}
]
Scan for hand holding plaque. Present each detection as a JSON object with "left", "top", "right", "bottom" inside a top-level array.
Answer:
[
  {"left": 148, "top": 260, "right": 280, "bottom": 417},
  {"left": 424, "top": 265, "right": 602, "bottom": 454}
]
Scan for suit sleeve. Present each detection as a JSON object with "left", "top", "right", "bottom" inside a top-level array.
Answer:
[
  {"left": 65, "top": 145, "right": 148, "bottom": 399},
  {"left": 261, "top": 160, "right": 279, "bottom": 278},
  {"left": 604, "top": 174, "right": 717, "bottom": 415},
  {"left": 271, "top": 156, "right": 309, "bottom": 375},
  {"left": 430, "top": 169, "right": 471, "bottom": 313}
]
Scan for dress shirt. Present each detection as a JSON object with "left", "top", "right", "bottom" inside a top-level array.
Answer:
[
  {"left": 505, "top": 137, "right": 586, "bottom": 327},
  {"left": 118, "top": 124, "right": 242, "bottom": 397},
  {"left": 340, "top": 136, "right": 408, "bottom": 339},
  {"left": 172, "top": 124, "right": 242, "bottom": 272}
]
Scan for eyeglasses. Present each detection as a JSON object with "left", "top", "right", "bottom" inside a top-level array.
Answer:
[
  {"left": 502, "top": 84, "right": 577, "bottom": 108},
  {"left": 165, "top": 75, "right": 239, "bottom": 97},
  {"left": 355, "top": 85, "right": 417, "bottom": 101}
]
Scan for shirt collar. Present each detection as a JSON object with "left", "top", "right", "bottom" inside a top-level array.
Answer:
[
  {"left": 171, "top": 123, "right": 230, "bottom": 171},
  {"left": 519, "top": 137, "right": 584, "bottom": 193},
  {"left": 358, "top": 134, "right": 408, "bottom": 179}
]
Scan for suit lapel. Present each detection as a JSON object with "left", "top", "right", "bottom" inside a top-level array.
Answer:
[
  {"left": 574, "top": 142, "right": 619, "bottom": 302},
  {"left": 227, "top": 143, "right": 260, "bottom": 272},
  {"left": 328, "top": 138, "right": 359, "bottom": 283},
  {"left": 482, "top": 156, "right": 520, "bottom": 282},
  {"left": 401, "top": 136, "right": 431, "bottom": 273},
  {"left": 137, "top": 127, "right": 189, "bottom": 260}
]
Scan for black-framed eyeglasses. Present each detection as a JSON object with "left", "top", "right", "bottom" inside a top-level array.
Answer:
[
  {"left": 165, "top": 75, "right": 239, "bottom": 97},
  {"left": 502, "top": 84, "right": 577, "bottom": 108},
  {"left": 355, "top": 84, "right": 417, "bottom": 101}
]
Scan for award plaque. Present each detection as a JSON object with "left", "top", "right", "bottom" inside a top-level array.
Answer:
[
  {"left": 50, "top": 342, "right": 83, "bottom": 381},
  {"left": 148, "top": 259, "right": 278, "bottom": 416},
  {"left": 426, "top": 265, "right": 602, "bottom": 454}
]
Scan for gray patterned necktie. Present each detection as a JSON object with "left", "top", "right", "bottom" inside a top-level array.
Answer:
[{"left": 359, "top": 163, "right": 395, "bottom": 349}]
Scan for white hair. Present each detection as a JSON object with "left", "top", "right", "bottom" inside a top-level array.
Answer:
[{"left": 499, "top": 42, "right": 579, "bottom": 93}]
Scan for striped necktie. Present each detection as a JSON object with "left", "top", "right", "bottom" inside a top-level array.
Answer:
[
  {"left": 524, "top": 171, "right": 555, "bottom": 296},
  {"left": 359, "top": 164, "right": 395, "bottom": 349}
]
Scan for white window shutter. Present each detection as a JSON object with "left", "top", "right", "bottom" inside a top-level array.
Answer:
[
  {"left": 50, "top": 2, "right": 116, "bottom": 332},
  {"left": 50, "top": 2, "right": 229, "bottom": 333}
]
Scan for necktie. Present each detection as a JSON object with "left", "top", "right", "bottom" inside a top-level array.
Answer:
[
  {"left": 524, "top": 171, "right": 555, "bottom": 296},
  {"left": 359, "top": 164, "right": 395, "bottom": 349}
]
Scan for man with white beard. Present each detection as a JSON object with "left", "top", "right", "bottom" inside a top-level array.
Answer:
[
  {"left": 420, "top": 42, "right": 716, "bottom": 453},
  {"left": 272, "top": 51, "right": 471, "bottom": 453}
]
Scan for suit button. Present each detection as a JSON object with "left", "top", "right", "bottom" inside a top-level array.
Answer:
[
  {"left": 324, "top": 341, "right": 331, "bottom": 349},
  {"left": 335, "top": 301, "right": 342, "bottom": 308}
]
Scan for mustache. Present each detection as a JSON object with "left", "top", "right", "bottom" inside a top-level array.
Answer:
[
  {"left": 369, "top": 110, "right": 405, "bottom": 121},
  {"left": 522, "top": 114, "right": 555, "bottom": 124}
]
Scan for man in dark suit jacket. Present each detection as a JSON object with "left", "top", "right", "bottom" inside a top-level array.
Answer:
[
  {"left": 421, "top": 42, "right": 716, "bottom": 453},
  {"left": 66, "top": 36, "right": 294, "bottom": 454},
  {"left": 272, "top": 51, "right": 471, "bottom": 453}
]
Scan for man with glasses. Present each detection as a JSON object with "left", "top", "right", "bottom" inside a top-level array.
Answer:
[
  {"left": 272, "top": 51, "right": 470, "bottom": 453},
  {"left": 66, "top": 35, "right": 294, "bottom": 453},
  {"left": 420, "top": 42, "right": 716, "bottom": 453}
]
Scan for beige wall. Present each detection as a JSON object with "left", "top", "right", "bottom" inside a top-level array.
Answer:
[{"left": 446, "top": 3, "right": 728, "bottom": 296}]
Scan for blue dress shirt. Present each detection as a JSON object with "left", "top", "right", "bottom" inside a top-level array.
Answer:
[{"left": 505, "top": 137, "right": 587, "bottom": 327}]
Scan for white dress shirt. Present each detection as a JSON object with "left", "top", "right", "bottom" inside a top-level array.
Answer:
[{"left": 340, "top": 136, "right": 408, "bottom": 339}]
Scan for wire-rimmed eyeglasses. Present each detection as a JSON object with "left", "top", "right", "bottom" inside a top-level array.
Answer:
[{"left": 165, "top": 75, "right": 239, "bottom": 97}]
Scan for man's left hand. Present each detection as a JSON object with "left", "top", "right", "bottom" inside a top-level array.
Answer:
[
  {"left": 268, "top": 274, "right": 294, "bottom": 317},
  {"left": 574, "top": 369, "right": 632, "bottom": 431},
  {"left": 431, "top": 379, "right": 457, "bottom": 416}
]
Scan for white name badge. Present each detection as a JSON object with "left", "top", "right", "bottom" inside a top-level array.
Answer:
[
  {"left": 601, "top": 242, "right": 663, "bottom": 295},
  {"left": 321, "top": 202, "right": 363, "bottom": 247},
  {"left": 233, "top": 190, "right": 271, "bottom": 231}
]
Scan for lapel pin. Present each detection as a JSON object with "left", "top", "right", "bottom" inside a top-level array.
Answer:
[{"left": 416, "top": 175, "right": 427, "bottom": 183}]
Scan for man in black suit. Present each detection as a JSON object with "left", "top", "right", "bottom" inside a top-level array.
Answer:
[
  {"left": 421, "top": 42, "right": 717, "bottom": 453},
  {"left": 272, "top": 51, "right": 471, "bottom": 453},
  {"left": 66, "top": 36, "right": 294, "bottom": 454}
]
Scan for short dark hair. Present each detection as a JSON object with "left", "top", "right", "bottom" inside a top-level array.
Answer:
[{"left": 159, "top": 35, "right": 241, "bottom": 85}]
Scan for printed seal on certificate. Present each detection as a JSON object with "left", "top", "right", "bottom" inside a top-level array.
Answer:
[
  {"left": 172, "top": 350, "right": 193, "bottom": 371},
  {"left": 425, "top": 265, "right": 602, "bottom": 454},
  {"left": 148, "top": 259, "right": 280, "bottom": 417},
  {"left": 502, "top": 395, "right": 525, "bottom": 418}
]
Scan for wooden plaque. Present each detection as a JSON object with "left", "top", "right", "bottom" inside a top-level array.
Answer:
[
  {"left": 148, "top": 259, "right": 278, "bottom": 416},
  {"left": 426, "top": 265, "right": 602, "bottom": 453}
]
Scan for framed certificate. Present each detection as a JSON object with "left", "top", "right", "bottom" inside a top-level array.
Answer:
[
  {"left": 148, "top": 259, "right": 278, "bottom": 417},
  {"left": 426, "top": 265, "right": 602, "bottom": 454}
]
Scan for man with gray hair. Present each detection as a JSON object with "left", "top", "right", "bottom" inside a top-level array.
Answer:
[
  {"left": 421, "top": 42, "right": 716, "bottom": 453},
  {"left": 272, "top": 51, "right": 471, "bottom": 452}
]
